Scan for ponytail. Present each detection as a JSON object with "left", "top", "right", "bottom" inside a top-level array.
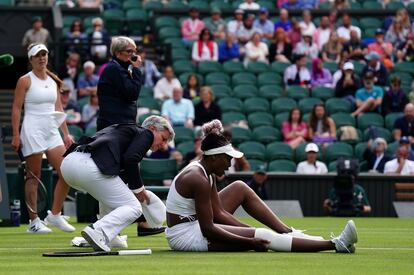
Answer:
[{"left": 46, "top": 69, "right": 63, "bottom": 92}]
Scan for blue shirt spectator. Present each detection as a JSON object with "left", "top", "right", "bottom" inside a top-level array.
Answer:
[
  {"left": 274, "top": 8, "right": 292, "bottom": 32},
  {"left": 219, "top": 33, "right": 241, "bottom": 62},
  {"left": 355, "top": 86, "right": 384, "bottom": 102},
  {"left": 282, "top": 0, "right": 302, "bottom": 9},
  {"left": 162, "top": 87, "right": 195, "bottom": 128},
  {"left": 77, "top": 61, "right": 99, "bottom": 99},
  {"left": 253, "top": 8, "right": 274, "bottom": 40}
]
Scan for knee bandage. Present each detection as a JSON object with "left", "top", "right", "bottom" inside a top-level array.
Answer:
[{"left": 254, "top": 228, "right": 293, "bottom": 252}]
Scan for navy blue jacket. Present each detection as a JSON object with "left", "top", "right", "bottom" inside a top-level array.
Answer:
[
  {"left": 97, "top": 57, "right": 142, "bottom": 130},
  {"left": 363, "top": 149, "right": 391, "bottom": 173}
]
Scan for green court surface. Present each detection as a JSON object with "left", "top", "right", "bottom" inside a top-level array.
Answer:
[{"left": 0, "top": 218, "right": 413, "bottom": 275}]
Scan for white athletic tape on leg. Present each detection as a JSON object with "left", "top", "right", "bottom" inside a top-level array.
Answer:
[
  {"left": 254, "top": 228, "right": 293, "bottom": 252},
  {"left": 141, "top": 190, "right": 166, "bottom": 228}
]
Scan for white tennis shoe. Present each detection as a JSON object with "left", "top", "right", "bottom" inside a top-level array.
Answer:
[
  {"left": 71, "top": 235, "right": 128, "bottom": 248},
  {"left": 287, "top": 227, "right": 325, "bottom": 241},
  {"left": 331, "top": 220, "right": 358, "bottom": 253},
  {"left": 27, "top": 217, "right": 52, "bottom": 234},
  {"left": 44, "top": 210, "right": 75, "bottom": 232},
  {"left": 81, "top": 225, "right": 110, "bottom": 252}
]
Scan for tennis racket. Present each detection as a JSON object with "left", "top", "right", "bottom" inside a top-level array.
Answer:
[
  {"left": 18, "top": 149, "right": 48, "bottom": 215},
  {"left": 42, "top": 249, "right": 152, "bottom": 257}
]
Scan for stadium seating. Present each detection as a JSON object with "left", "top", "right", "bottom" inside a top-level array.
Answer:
[
  {"left": 222, "top": 61, "right": 245, "bottom": 74},
  {"left": 385, "top": 112, "right": 402, "bottom": 131},
  {"left": 247, "top": 112, "right": 274, "bottom": 128},
  {"left": 311, "top": 87, "right": 335, "bottom": 101},
  {"left": 218, "top": 98, "right": 243, "bottom": 113},
  {"left": 210, "top": 85, "right": 232, "bottom": 99},
  {"left": 174, "top": 127, "right": 195, "bottom": 144},
  {"left": 252, "top": 126, "right": 281, "bottom": 144},
  {"left": 357, "top": 113, "right": 384, "bottom": 131},
  {"left": 238, "top": 141, "right": 266, "bottom": 160},
  {"left": 246, "top": 61, "right": 270, "bottom": 74},
  {"left": 140, "top": 158, "right": 178, "bottom": 181},
  {"left": 233, "top": 85, "right": 259, "bottom": 99},
  {"left": 259, "top": 85, "right": 283, "bottom": 100},
  {"left": 222, "top": 112, "right": 246, "bottom": 125},
  {"left": 268, "top": 159, "right": 296, "bottom": 172},
  {"left": 326, "top": 98, "right": 352, "bottom": 114},
  {"left": 244, "top": 97, "right": 270, "bottom": 113},
  {"left": 232, "top": 72, "right": 257, "bottom": 86},
  {"left": 231, "top": 127, "right": 252, "bottom": 145},
  {"left": 271, "top": 98, "right": 297, "bottom": 114},
  {"left": 298, "top": 97, "right": 323, "bottom": 114},
  {"left": 286, "top": 86, "right": 310, "bottom": 100},
  {"left": 266, "top": 142, "right": 293, "bottom": 161},
  {"left": 197, "top": 61, "right": 222, "bottom": 75},
  {"left": 176, "top": 141, "right": 195, "bottom": 156},
  {"left": 331, "top": 112, "right": 356, "bottom": 128},
  {"left": 325, "top": 142, "right": 354, "bottom": 163}
]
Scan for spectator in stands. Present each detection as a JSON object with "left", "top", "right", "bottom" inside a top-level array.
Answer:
[
  {"left": 342, "top": 30, "right": 367, "bottom": 62},
  {"left": 61, "top": 85, "right": 81, "bottom": 125},
  {"left": 282, "top": 0, "right": 301, "bottom": 9},
  {"left": 244, "top": 32, "right": 269, "bottom": 66},
  {"left": 282, "top": 107, "right": 308, "bottom": 149},
  {"left": 332, "top": 60, "right": 346, "bottom": 88},
  {"left": 140, "top": 50, "right": 162, "bottom": 88},
  {"left": 236, "top": 14, "right": 261, "bottom": 45},
  {"left": 22, "top": 16, "right": 51, "bottom": 49},
  {"left": 81, "top": 91, "right": 99, "bottom": 131},
  {"left": 253, "top": 8, "right": 274, "bottom": 41},
  {"left": 393, "top": 103, "right": 414, "bottom": 144},
  {"left": 328, "top": 9, "right": 338, "bottom": 30},
  {"left": 64, "top": 19, "right": 88, "bottom": 56},
  {"left": 287, "top": 19, "right": 302, "bottom": 49},
  {"left": 192, "top": 28, "right": 219, "bottom": 63},
  {"left": 181, "top": 7, "right": 205, "bottom": 43},
  {"left": 384, "top": 146, "right": 414, "bottom": 175},
  {"left": 219, "top": 32, "right": 242, "bottom": 62},
  {"left": 299, "top": 10, "right": 316, "bottom": 36},
  {"left": 77, "top": 61, "right": 99, "bottom": 99},
  {"left": 321, "top": 31, "right": 342, "bottom": 63},
  {"left": 396, "top": 136, "right": 414, "bottom": 161},
  {"left": 382, "top": 76, "right": 409, "bottom": 116},
  {"left": 183, "top": 74, "right": 200, "bottom": 100},
  {"left": 194, "top": 86, "right": 222, "bottom": 127},
  {"left": 296, "top": 143, "right": 328, "bottom": 174},
  {"left": 332, "top": 0, "right": 349, "bottom": 10},
  {"left": 367, "top": 29, "right": 394, "bottom": 70},
  {"left": 246, "top": 166, "right": 268, "bottom": 200},
  {"left": 301, "top": 0, "right": 317, "bottom": 9},
  {"left": 148, "top": 143, "right": 183, "bottom": 169},
  {"left": 268, "top": 28, "right": 292, "bottom": 63},
  {"left": 396, "top": 32, "right": 414, "bottom": 62},
  {"left": 183, "top": 135, "right": 203, "bottom": 166},
  {"left": 363, "top": 137, "right": 391, "bottom": 174},
  {"left": 385, "top": 17, "right": 408, "bottom": 49},
  {"left": 284, "top": 53, "right": 311, "bottom": 87},
  {"left": 294, "top": 29, "right": 319, "bottom": 60},
  {"left": 324, "top": 184, "right": 372, "bottom": 216},
  {"left": 59, "top": 53, "right": 81, "bottom": 100},
  {"left": 397, "top": 8, "right": 411, "bottom": 31},
  {"left": 205, "top": 8, "right": 226, "bottom": 40},
  {"left": 77, "top": 0, "right": 102, "bottom": 9},
  {"left": 335, "top": 62, "right": 360, "bottom": 107},
  {"left": 311, "top": 58, "right": 333, "bottom": 88},
  {"left": 361, "top": 51, "right": 389, "bottom": 87},
  {"left": 55, "top": 0, "right": 76, "bottom": 8},
  {"left": 227, "top": 9, "right": 244, "bottom": 35},
  {"left": 239, "top": 0, "right": 260, "bottom": 10},
  {"left": 153, "top": 66, "right": 181, "bottom": 101},
  {"left": 336, "top": 13, "right": 361, "bottom": 43},
  {"left": 352, "top": 71, "right": 384, "bottom": 117},
  {"left": 313, "top": 16, "right": 332, "bottom": 52},
  {"left": 274, "top": 9, "right": 292, "bottom": 32},
  {"left": 161, "top": 87, "right": 195, "bottom": 128},
  {"left": 88, "top": 17, "right": 110, "bottom": 62},
  {"left": 308, "top": 104, "right": 336, "bottom": 146}
]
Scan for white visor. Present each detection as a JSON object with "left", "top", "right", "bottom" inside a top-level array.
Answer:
[
  {"left": 28, "top": 44, "right": 48, "bottom": 59},
  {"left": 203, "top": 144, "right": 244, "bottom": 159}
]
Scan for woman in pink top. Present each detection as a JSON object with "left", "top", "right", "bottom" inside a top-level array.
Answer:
[{"left": 282, "top": 107, "right": 308, "bottom": 149}]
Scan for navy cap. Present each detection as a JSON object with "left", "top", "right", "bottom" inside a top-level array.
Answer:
[
  {"left": 259, "top": 7, "right": 268, "bottom": 13},
  {"left": 400, "top": 136, "right": 410, "bottom": 144}
]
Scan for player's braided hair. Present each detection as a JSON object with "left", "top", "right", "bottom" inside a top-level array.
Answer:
[{"left": 201, "top": 120, "right": 230, "bottom": 152}]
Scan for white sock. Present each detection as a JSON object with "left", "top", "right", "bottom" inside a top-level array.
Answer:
[{"left": 254, "top": 228, "right": 293, "bottom": 252}]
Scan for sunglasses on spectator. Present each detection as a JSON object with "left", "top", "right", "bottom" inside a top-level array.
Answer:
[{"left": 123, "top": 49, "right": 137, "bottom": 54}]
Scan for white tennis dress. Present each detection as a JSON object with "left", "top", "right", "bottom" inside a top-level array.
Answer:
[
  {"left": 20, "top": 71, "right": 66, "bottom": 157},
  {"left": 165, "top": 161, "right": 213, "bottom": 252}
]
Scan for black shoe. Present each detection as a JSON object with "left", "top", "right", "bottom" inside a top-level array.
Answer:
[{"left": 137, "top": 226, "right": 166, "bottom": 237}]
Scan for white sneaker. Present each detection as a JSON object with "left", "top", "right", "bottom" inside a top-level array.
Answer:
[
  {"left": 331, "top": 220, "right": 358, "bottom": 253},
  {"left": 287, "top": 227, "right": 325, "bottom": 241},
  {"left": 71, "top": 235, "right": 128, "bottom": 248},
  {"left": 81, "top": 225, "right": 110, "bottom": 252},
  {"left": 27, "top": 217, "right": 52, "bottom": 234},
  {"left": 44, "top": 210, "right": 75, "bottom": 232}
]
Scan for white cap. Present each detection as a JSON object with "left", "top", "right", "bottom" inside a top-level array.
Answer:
[
  {"left": 27, "top": 44, "right": 48, "bottom": 59},
  {"left": 343, "top": 62, "right": 354, "bottom": 71},
  {"left": 305, "top": 143, "right": 319, "bottom": 153},
  {"left": 203, "top": 144, "right": 244, "bottom": 159},
  {"left": 83, "top": 60, "right": 95, "bottom": 69},
  {"left": 302, "top": 29, "right": 313, "bottom": 37}
]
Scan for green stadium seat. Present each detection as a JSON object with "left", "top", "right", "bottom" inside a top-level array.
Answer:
[
  {"left": 328, "top": 161, "right": 337, "bottom": 172},
  {"left": 362, "top": 2, "right": 382, "bottom": 9},
  {"left": 298, "top": 97, "right": 323, "bottom": 114},
  {"left": 138, "top": 112, "right": 157, "bottom": 125},
  {"left": 318, "top": 2, "right": 331, "bottom": 9},
  {"left": 326, "top": 98, "right": 352, "bottom": 114},
  {"left": 311, "top": 87, "right": 335, "bottom": 101},
  {"left": 123, "top": 0, "right": 141, "bottom": 9},
  {"left": 266, "top": 142, "right": 293, "bottom": 161},
  {"left": 210, "top": 0, "right": 232, "bottom": 10},
  {"left": 233, "top": 85, "right": 259, "bottom": 99},
  {"left": 210, "top": 85, "right": 232, "bottom": 99},
  {"left": 244, "top": 97, "right": 270, "bottom": 113},
  {"left": 286, "top": 86, "right": 310, "bottom": 100},
  {"left": 172, "top": 48, "right": 190, "bottom": 60},
  {"left": 164, "top": 37, "right": 186, "bottom": 49},
  {"left": 174, "top": 127, "right": 195, "bottom": 144},
  {"left": 239, "top": 141, "right": 266, "bottom": 160},
  {"left": 259, "top": 85, "right": 283, "bottom": 100},
  {"left": 363, "top": 28, "right": 378, "bottom": 39},
  {"left": 139, "top": 86, "right": 153, "bottom": 98},
  {"left": 274, "top": 112, "right": 289, "bottom": 128},
  {"left": 126, "top": 9, "right": 147, "bottom": 34},
  {"left": 393, "top": 62, "right": 414, "bottom": 75},
  {"left": 222, "top": 61, "right": 245, "bottom": 74},
  {"left": 143, "top": 1, "right": 163, "bottom": 11},
  {"left": 205, "top": 72, "right": 230, "bottom": 85},
  {"left": 176, "top": 141, "right": 195, "bottom": 156},
  {"left": 231, "top": 127, "right": 252, "bottom": 145},
  {"left": 246, "top": 61, "right": 270, "bottom": 74},
  {"left": 84, "top": 125, "right": 97, "bottom": 137},
  {"left": 408, "top": 2, "right": 414, "bottom": 11},
  {"left": 222, "top": 112, "right": 246, "bottom": 125},
  {"left": 155, "top": 16, "right": 179, "bottom": 29},
  {"left": 232, "top": 72, "right": 257, "bottom": 86},
  {"left": 231, "top": 0, "right": 244, "bottom": 9},
  {"left": 82, "top": 16, "right": 96, "bottom": 29},
  {"left": 257, "top": 72, "right": 283, "bottom": 86},
  {"left": 385, "top": 112, "right": 402, "bottom": 131},
  {"left": 360, "top": 17, "right": 382, "bottom": 29},
  {"left": 357, "top": 113, "right": 384, "bottom": 130},
  {"left": 164, "top": 1, "right": 188, "bottom": 10},
  {"left": 103, "top": 10, "right": 125, "bottom": 35},
  {"left": 386, "top": 2, "right": 405, "bottom": 9},
  {"left": 173, "top": 60, "right": 195, "bottom": 75},
  {"left": 354, "top": 142, "right": 368, "bottom": 161},
  {"left": 0, "top": 0, "right": 13, "bottom": 5},
  {"left": 197, "top": 61, "right": 222, "bottom": 74},
  {"left": 247, "top": 159, "right": 267, "bottom": 171},
  {"left": 351, "top": 61, "right": 364, "bottom": 75},
  {"left": 252, "top": 126, "right": 281, "bottom": 144},
  {"left": 63, "top": 15, "right": 81, "bottom": 28},
  {"left": 218, "top": 98, "right": 243, "bottom": 113},
  {"left": 349, "top": 1, "right": 361, "bottom": 9},
  {"left": 188, "top": 0, "right": 209, "bottom": 9},
  {"left": 158, "top": 27, "right": 182, "bottom": 40},
  {"left": 386, "top": 141, "right": 398, "bottom": 156},
  {"left": 323, "top": 61, "right": 339, "bottom": 74},
  {"left": 78, "top": 96, "right": 90, "bottom": 113},
  {"left": 248, "top": 112, "right": 274, "bottom": 128},
  {"left": 325, "top": 142, "right": 354, "bottom": 163},
  {"left": 137, "top": 98, "right": 160, "bottom": 111},
  {"left": 140, "top": 158, "right": 178, "bottom": 181},
  {"left": 257, "top": 0, "right": 276, "bottom": 9},
  {"left": 271, "top": 61, "right": 291, "bottom": 74},
  {"left": 363, "top": 127, "right": 393, "bottom": 143},
  {"left": 331, "top": 112, "right": 356, "bottom": 128},
  {"left": 271, "top": 98, "right": 297, "bottom": 114},
  {"left": 178, "top": 72, "right": 203, "bottom": 87},
  {"left": 268, "top": 159, "right": 296, "bottom": 172}
]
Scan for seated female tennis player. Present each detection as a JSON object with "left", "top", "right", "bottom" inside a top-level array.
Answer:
[{"left": 165, "top": 120, "right": 358, "bottom": 253}]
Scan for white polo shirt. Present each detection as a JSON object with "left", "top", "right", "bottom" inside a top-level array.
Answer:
[
  {"left": 296, "top": 161, "right": 328, "bottom": 174},
  {"left": 384, "top": 158, "right": 414, "bottom": 175}
]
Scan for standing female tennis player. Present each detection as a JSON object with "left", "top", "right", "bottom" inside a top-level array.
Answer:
[
  {"left": 165, "top": 120, "right": 358, "bottom": 253},
  {"left": 11, "top": 44, "right": 75, "bottom": 233}
]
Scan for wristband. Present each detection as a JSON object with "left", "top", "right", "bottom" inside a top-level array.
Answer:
[{"left": 132, "top": 186, "right": 145, "bottom": 194}]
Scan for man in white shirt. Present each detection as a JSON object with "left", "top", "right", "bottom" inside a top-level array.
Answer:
[
  {"left": 336, "top": 13, "right": 361, "bottom": 43},
  {"left": 384, "top": 146, "right": 414, "bottom": 175},
  {"left": 239, "top": 0, "right": 260, "bottom": 10},
  {"left": 299, "top": 10, "right": 316, "bottom": 37},
  {"left": 227, "top": 9, "right": 244, "bottom": 35},
  {"left": 313, "top": 16, "right": 331, "bottom": 51},
  {"left": 284, "top": 53, "right": 311, "bottom": 87},
  {"left": 296, "top": 143, "right": 328, "bottom": 174},
  {"left": 153, "top": 66, "right": 182, "bottom": 100}
]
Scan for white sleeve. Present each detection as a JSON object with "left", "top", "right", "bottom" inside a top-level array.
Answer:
[
  {"left": 213, "top": 42, "right": 219, "bottom": 61},
  {"left": 296, "top": 162, "right": 304, "bottom": 173},
  {"left": 153, "top": 79, "right": 163, "bottom": 99},
  {"left": 320, "top": 163, "right": 328, "bottom": 174},
  {"left": 192, "top": 42, "right": 200, "bottom": 62},
  {"left": 383, "top": 161, "right": 392, "bottom": 174}
]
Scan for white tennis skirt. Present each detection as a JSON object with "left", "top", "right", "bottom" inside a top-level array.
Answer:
[{"left": 165, "top": 221, "right": 209, "bottom": 252}]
